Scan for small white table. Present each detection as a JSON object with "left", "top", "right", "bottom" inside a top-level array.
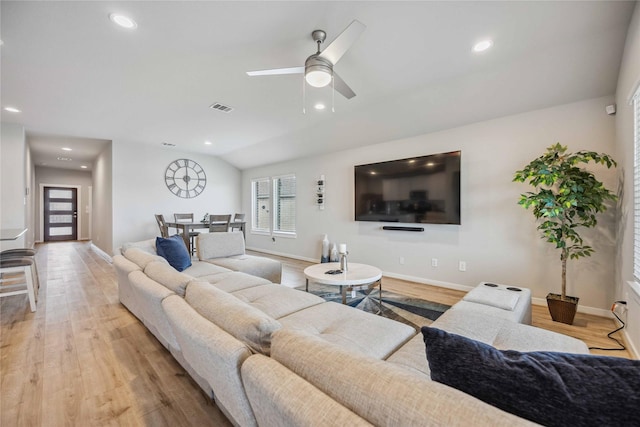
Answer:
[{"left": 304, "top": 262, "right": 383, "bottom": 312}]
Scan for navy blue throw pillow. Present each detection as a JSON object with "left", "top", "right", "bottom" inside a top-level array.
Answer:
[
  {"left": 421, "top": 326, "right": 640, "bottom": 427},
  {"left": 156, "top": 235, "right": 191, "bottom": 272}
]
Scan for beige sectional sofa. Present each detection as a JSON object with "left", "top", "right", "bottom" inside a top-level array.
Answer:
[{"left": 114, "top": 232, "right": 590, "bottom": 426}]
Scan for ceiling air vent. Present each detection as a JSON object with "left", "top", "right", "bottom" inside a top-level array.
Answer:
[
  {"left": 209, "top": 102, "right": 234, "bottom": 113},
  {"left": 162, "top": 142, "right": 176, "bottom": 147}
]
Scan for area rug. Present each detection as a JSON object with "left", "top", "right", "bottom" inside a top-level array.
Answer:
[{"left": 297, "top": 283, "right": 450, "bottom": 330}]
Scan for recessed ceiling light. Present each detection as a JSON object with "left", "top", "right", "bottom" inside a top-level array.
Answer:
[
  {"left": 473, "top": 39, "right": 493, "bottom": 53},
  {"left": 314, "top": 103, "right": 326, "bottom": 110},
  {"left": 4, "top": 106, "right": 21, "bottom": 113},
  {"left": 109, "top": 13, "right": 137, "bottom": 29},
  {"left": 80, "top": 165, "right": 88, "bottom": 169},
  {"left": 62, "top": 147, "right": 72, "bottom": 151},
  {"left": 204, "top": 140, "right": 213, "bottom": 145}
]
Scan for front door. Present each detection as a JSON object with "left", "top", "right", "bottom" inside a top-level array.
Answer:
[{"left": 44, "top": 187, "right": 78, "bottom": 241}]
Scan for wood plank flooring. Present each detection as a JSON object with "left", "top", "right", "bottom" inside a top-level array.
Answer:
[
  {"left": 0, "top": 241, "right": 231, "bottom": 427},
  {"left": 1, "top": 242, "right": 634, "bottom": 426}
]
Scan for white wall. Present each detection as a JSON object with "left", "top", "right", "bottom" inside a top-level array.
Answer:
[
  {"left": 34, "top": 166, "right": 93, "bottom": 240},
  {"left": 243, "top": 96, "right": 618, "bottom": 314},
  {"left": 111, "top": 140, "right": 241, "bottom": 253},
  {"left": 614, "top": 2, "right": 640, "bottom": 355},
  {"left": 0, "top": 123, "right": 27, "bottom": 250},
  {"left": 92, "top": 142, "right": 113, "bottom": 255}
]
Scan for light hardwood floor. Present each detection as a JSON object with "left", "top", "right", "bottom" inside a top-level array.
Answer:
[{"left": 1, "top": 242, "right": 634, "bottom": 426}]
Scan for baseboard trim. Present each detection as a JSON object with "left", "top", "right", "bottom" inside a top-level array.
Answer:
[
  {"left": 623, "top": 330, "right": 639, "bottom": 359},
  {"left": 91, "top": 242, "right": 113, "bottom": 263}
]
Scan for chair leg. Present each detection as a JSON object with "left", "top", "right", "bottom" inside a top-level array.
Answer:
[{"left": 24, "top": 266, "right": 36, "bottom": 312}]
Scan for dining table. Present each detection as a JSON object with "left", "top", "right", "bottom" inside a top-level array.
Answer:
[{"left": 164, "top": 221, "right": 246, "bottom": 253}]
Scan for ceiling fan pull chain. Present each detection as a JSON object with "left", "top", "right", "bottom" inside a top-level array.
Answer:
[
  {"left": 302, "top": 73, "right": 306, "bottom": 114},
  {"left": 332, "top": 76, "right": 335, "bottom": 113}
]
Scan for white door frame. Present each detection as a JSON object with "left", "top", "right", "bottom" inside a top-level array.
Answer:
[{"left": 39, "top": 183, "right": 82, "bottom": 242}]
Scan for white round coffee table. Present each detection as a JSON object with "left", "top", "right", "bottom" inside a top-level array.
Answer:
[{"left": 304, "top": 262, "right": 383, "bottom": 312}]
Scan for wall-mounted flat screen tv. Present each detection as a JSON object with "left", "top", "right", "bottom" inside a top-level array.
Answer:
[{"left": 354, "top": 151, "right": 461, "bottom": 225}]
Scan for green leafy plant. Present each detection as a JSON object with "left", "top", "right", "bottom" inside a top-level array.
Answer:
[{"left": 513, "top": 143, "right": 617, "bottom": 300}]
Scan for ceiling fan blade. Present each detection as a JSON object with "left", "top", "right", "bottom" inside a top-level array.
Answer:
[
  {"left": 319, "top": 20, "right": 366, "bottom": 65},
  {"left": 246, "top": 66, "right": 304, "bottom": 76},
  {"left": 333, "top": 72, "right": 356, "bottom": 99}
]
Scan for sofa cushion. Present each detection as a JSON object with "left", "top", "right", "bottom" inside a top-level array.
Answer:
[
  {"left": 156, "top": 235, "right": 192, "bottom": 272},
  {"left": 207, "top": 272, "right": 271, "bottom": 292},
  {"left": 182, "top": 260, "right": 232, "bottom": 278},
  {"left": 230, "top": 284, "right": 325, "bottom": 319},
  {"left": 145, "top": 260, "right": 192, "bottom": 297},
  {"left": 422, "top": 326, "right": 640, "bottom": 427},
  {"left": 271, "top": 329, "right": 534, "bottom": 427},
  {"left": 278, "top": 302, "right": 415, "bottom": 360},
  {"left": 433, "top": 309, "right": 589, "bottom": 353},
  {"left": 123, "top": 247, "right": 168, "bottom": 269},
  {"left": 197, "top": 231, "right": 245, "bottom": 259},
  {"left": 205, "top": 254, "right": 282, "bottom": 284},
  {"left": 185, "top": 280, "right": 281, "bottom": 355}
]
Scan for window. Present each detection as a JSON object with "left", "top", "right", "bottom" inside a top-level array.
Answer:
[
  {"left": 634, "top": 90, "right": 640, "bottom": 282},
  {"left": 251, "top": 175, "right": 296, "bottom": 236}
]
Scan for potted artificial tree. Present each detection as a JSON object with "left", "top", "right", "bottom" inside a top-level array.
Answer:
[{"left": 513, "top": 143, "right": 617, "bottom": 324}]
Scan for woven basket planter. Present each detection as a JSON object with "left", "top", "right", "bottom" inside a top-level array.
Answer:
[{"left": 546, "top": 293, "right": 579, "bottom": 325}]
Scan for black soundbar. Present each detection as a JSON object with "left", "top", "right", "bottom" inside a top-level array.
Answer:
[{"left": 382, "top": 226, "right": 424, "bottom": 232}]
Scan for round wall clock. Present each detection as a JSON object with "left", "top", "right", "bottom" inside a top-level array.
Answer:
[{"left": 165, "top": 158, "right": 207, "bottom": 198}]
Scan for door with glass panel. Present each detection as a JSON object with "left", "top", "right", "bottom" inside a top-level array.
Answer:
[{"left": 44, "top": 187, "right": 78, "bottom": 241}]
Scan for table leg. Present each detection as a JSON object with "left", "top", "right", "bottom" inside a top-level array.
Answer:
[
  {"left": 341, "top": 285, "right": 347, "bottom": 305},
  {"left": 305, "top": 278, "right": 309, "bottom": 292},
  {"left": 180, "top": 224, "right": 190, "bottom": 253},
  {"left": 378, "top": 279, "right": 382, "bottom": 315}
]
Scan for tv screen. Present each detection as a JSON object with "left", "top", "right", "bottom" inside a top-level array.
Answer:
[{"left": 354, "top": 151, "right": 461, "bottom": 225}]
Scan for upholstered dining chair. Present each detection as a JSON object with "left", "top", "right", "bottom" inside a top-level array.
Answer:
[
  {"left": 230, "top": 213, "right": 246, "bottom": 237},
  {"left": 174, "top": 213, "right": 200, "bottom": 255},
  {"left": 155, "top": 214, "right": 169, "bottom": 238},
  {"left": 209, "top": 214, "right": 231, "bottom": 233}
]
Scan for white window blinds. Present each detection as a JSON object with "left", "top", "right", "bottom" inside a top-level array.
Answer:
[
  {"left": 634, "top": 90, "right": 640, "bottom": 282},
  {"left": 274, "top": 175, "right": 296, "bottom": 234},
  {"left": 252, "top": 178, "right": 271, "bottom": 232},
  {"left": 251, "top": 175, "right": 296, "bottom": 236}
]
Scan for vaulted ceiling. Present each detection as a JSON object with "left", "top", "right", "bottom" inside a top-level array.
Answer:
[{"left": 1, "top": 1, "right": 635, "bottom": 170}]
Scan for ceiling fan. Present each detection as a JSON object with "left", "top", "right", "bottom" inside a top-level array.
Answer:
[{"left": 246, "top": 20, "right": 366, "bottom": 100}]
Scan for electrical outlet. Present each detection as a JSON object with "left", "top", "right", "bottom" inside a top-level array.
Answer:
[
  {"left": 459, "top": 261, "right": 466, "bottom": 272},
  {"left": 399, "top": 257, "right": 405, "bottom": 265},
  {"left": 431, "top": 258, "right": 438, "bottom": 267}
]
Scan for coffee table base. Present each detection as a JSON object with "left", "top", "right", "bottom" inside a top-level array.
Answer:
[{"left": 306, "top": 278, "right": 382, "bottom": 315}]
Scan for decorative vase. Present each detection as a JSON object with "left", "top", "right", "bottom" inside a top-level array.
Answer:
[
  {"left": 546, "top": 293, "right": 579, "bottom": 325},
  {"left": 321, "top": 234, "right": 330, "bottom": 263},
  {"left": 330, "top": 244, "right": 339, "bottom": 262}
]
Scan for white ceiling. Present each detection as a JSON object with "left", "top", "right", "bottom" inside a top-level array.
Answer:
[{"left": 1, "top": 1, "right": 635, "bottom": 171}]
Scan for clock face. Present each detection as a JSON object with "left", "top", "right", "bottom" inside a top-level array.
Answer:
[{"left": 165, "top": 159, "right": 206, "bottom": 198}]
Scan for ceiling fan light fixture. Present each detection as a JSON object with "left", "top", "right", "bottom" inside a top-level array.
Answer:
[{"left": 305, "top": 67, "right": 332, "bottom": 88}]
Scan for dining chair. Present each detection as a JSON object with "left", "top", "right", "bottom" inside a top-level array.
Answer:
[
  {"left": 209, "top": 214, "right": 231, "bottom": 233},
  {"left": 230, "top": 213, "right": 246, "bottom": 236},
  {"left": 155, "top": 214, "right": 170, "bottom": 238},
  {"left": 0, "top": 256, "right": 38, "bottom": 311},
  {"left": 174, "top": 213, "right": 200, "bottom": 255}
]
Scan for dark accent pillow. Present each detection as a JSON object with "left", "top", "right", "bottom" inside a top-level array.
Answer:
[
  {"left": 421, "top": 326, "right": 640, "bottom": 427},
  {"left": 156, "top": 235, "right": 192, "bottom": 272}
]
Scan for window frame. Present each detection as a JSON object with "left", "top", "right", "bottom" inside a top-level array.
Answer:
[{"left": 250, "top": 174, "right": 297, "bottom": 238}]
